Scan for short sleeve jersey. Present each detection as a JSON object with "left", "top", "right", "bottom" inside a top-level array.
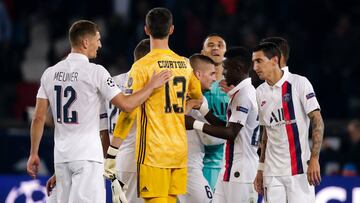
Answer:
[
  {"left": 126, "top": 49, "right": 202, "bottom": 168},
  {"left": 222, "top": 78, "right": 259, "bottom": 183},
  {"left": 256, "top": 71, "right": 320, "bottom": 176},
  {"left": 36, "top": 53, "right": 121, "bottom": 163}
]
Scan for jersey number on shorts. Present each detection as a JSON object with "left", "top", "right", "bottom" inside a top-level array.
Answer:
[
  {"left": 204, "top": 185, "right": 213, "bottom": 199},
  {"left": 54, "top": 85, "right": 78, "bottom": 123},
  {"left": 164, "top": 76, "right": 186, "bottom": 113}
]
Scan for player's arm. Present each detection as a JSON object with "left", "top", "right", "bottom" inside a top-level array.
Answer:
[
  {"left": 307, "top": 109, "right": 324, "bottom": 186},
  {"left": 186, "top": 115, "right": 240, "bottom": 140},
  {"left": 104, "top": 110, "right": 136, "bottom": 179},
  {"left": 100, "top": 130, "right": 110, "bottom": 158},
  {"left": 111, "top": 70, "right": 172, "bottom": 112},
  {"left": 27, "top": 98, "right": 49, "bottom": 178},
  {"left": 187, "top": 96, "right": 226, "bottom": 127},
  {"left": 254, "top": 126, "right": 267, "bottom": 195},
  {"left": 298, "top": 77, "right": 323, "bottom": 186}
]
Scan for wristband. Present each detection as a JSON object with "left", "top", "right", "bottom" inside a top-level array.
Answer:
[
  {"left": 258, "top": 162, "right": 265, "bottom": 171},
  {"left": 193, "top": 120, "right": 205, "bottom": 131},
  {"left": 107, "top": 145, "right": 119, "bottom": 158}
]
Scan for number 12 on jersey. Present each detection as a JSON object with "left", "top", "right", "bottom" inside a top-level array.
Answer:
[
  {"left": 54, "top": 85, "right": 78, "bottom": 123},
  {"left": 164, "top": 76, "right": 186, "bottom": 113}
]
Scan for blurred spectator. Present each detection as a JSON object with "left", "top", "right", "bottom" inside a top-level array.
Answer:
[{"left": 340, "top": 119, "right": 360, "bottom": 176}]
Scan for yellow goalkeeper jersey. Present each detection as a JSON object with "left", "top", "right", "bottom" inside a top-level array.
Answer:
[{"left": 125, "top": 48, "right": 202, "bottom": 168}]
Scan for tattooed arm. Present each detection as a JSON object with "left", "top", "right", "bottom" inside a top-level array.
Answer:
[
  {"left": 254, "top": 126, "right": 267, "bottom": 195},
  {"left": 307, "top": 109, "right": 324, "bottom": 186}
]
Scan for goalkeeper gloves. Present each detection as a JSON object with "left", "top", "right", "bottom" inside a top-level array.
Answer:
[
  {"left": 104, "top": 145, "right": 118, "bottom": 180},
  {"left": 111, "top": 177, "right": 128, "bottom": 203}
]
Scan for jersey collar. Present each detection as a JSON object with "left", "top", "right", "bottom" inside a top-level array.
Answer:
[
  {"left": 282, "top": 66, "right": 289, "bottom": 72},
  {"left": 67, "top": 53, "right": 89, "bottom": 62},
  {"left": 151, "top": 49, "right": 174, "bottom": 54},
  {"left": 273, "top": 70, "right": 290, "bottom": 88},
  {"left": 227, "top": 78, "right": 252, "bottom": 96}
]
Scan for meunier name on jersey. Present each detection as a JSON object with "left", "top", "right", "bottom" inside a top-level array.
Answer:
[
  {"left": 158, "top": 60, "right": 187, "bottom": 69},
  {"left": 54, "top": 71, "right": 79, "bottom": 82}
]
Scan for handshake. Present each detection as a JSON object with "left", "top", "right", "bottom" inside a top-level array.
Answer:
[{"left": 104, "top": 145, "right": 128, "bottom": 203}]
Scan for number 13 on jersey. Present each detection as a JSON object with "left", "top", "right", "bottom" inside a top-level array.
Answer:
[{"left": 164, "top": 76, "right": 186, "bottom": 113}]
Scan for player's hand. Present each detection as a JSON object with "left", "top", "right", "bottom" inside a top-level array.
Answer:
[
  {"left": 27, "top": 154, "right": 40, "bottom": 178},
  {"left": 46, "top": 174, "right": 56, "bottom": 196},
  {"left": 185, "top": 99, "right": 203, "bottom": 114},
  {"left": 253, "top": 170, "right": 264, "bottom": 195},
  {"left": 111, "top": 177, "right": 128, "bottom": 203},
  {"left": 185, "top": 115, "right": 195, "bottom": 130},
  {"left": 149, "top": 70, "right": 172, "bottom": 89},
  {"left": 307, "top": 157, "right": 321, "bottom": 186},
  {"left": 219, "top": 79, "right": 235, "bottom": 93},
  {"left": 104, "top": 146, "right": 118, "bottom": 180}
]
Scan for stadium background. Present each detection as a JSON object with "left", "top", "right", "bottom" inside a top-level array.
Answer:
[{"left": 0, "top": 0, "right": 359, "bottom": 202}]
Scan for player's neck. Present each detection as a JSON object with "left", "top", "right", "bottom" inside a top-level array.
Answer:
[
  {"left": 150, "top": 37, "right": 170, "bottom": 50},
  {"left": 215, "top": 65, "right": 223, "bottom": 80},
  {"left": 233, "top": 74, "right": 249, "bottom": 87},
  {"left": 71, "top": 48, "right": 89, "bottom": 58},
  {"left": 267, "top": 68, "right": 283, "bottom": 86}
]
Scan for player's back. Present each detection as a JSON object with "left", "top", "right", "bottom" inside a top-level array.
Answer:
[
  {"left": 39, "top": 53, "right": 120, "bottom": 164},
  {"left": 127, "top": 49, "right": 202, "bottom": 168}
]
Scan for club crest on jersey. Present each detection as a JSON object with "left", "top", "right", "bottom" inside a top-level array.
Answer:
[
  {"left": 107, "top": 77, "right": 115, "bottom": 87},
  {"left": 282, "top": 93, "right": 291, "bottom": 102},
  {"left": 127, "top": 77, "right": 133, "bottom": 87}
]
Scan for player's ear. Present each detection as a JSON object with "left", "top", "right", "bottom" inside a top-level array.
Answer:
[
  {"left": 82, "top": 37, "right": 89, "bottom": 49},
  {"left": 168, "top": 25, "right": 174, "bottom": 36},
  {"left": 144, "top": 26, "right": 150, "bottom": 36},
  {"left": 271, "top": 56, "right": 278, "bottom": 66},
  {"left": 194, "top": 70, "right": 201, "bottom": 79}
]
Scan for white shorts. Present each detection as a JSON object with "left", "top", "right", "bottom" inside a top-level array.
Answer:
[
  {"left": 55, "top": 160, "right": 105, "bottom": 203},
  {"left": 117, "top": 171, "right": 144, "bottom": 203},
  {"left": 263, "top": 174, "right": 315, "bottom": 203},
  {"left": 178, "top": 168, "right": 213, "bottom": 203},
  {"left": 212, "top": 180, "right": 257, "bottom": 203}
]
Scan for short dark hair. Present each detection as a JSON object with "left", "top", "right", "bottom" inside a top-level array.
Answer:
[
  {"left": 253, "top": 42, "right": 281, "bottom": 66},
  {"left": 69, "top": 20, "right": 100, "bottom": 47},
  {"left": 202, "top": 33, "right": 226, "bottom": 46},
  {"left": 261, "top": 37, "right": 290, "bottom": 63},
  {"left": 189, "top": 54, "right": 216, "bottom": 70},
  {"left": 134, "top": 38, "right": 150, "bottom": 61},
  {"left": 223, "top": 47, "right": 252, "bottom": 74},
  {"left": 145, "top": 7, "right": 173, "bottom": 39}
]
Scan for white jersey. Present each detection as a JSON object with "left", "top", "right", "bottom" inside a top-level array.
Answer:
[
  {"left": 187, "top": 100, "right": 224, "bottom": 170},
  {"left": 222, "top": 78, "right": 259, "bottom": 183},
  {"left": 256, "top": 70, "right": 320, "bottom": 176},
  {"left": 106, "top": 72, "right": 138, "bottom": 172},
  {"left": 36, "top": 53, "right": 121, "bottom": 164}
]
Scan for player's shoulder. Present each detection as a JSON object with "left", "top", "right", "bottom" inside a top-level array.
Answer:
[
  {"left": 256, "top": 82, "right": 268, "bottom": 93},
  {"left": 113, "top": 73, "right": 128, "bottom": 86},
  {"left": 131, "top": 54, "right": 154, "bottom": 72},
  {"left": 288, "top": 72, "right": 311, "bottom": 86}
]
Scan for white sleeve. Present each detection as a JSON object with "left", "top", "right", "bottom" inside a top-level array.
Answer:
[
  {"left": 228, "top": 91, "right": 252, "bottom": 126},
  {"left": 36, "top": 72, "right": 48, "bottom": 99},
  {"left": 99, "top": 99, "right": 108, "bottom": 131},
  {"left": 95, "top": 65, "right": 122, "bottom": 101},
  {"left": 197, "top": 130, "right": 225, "bottom": 146},
  {"left": 256, "top": 88, "right": 266, "bottom": 126},
  {"left": 298, "top": 77, "right": 320, "bottom": 114}
]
